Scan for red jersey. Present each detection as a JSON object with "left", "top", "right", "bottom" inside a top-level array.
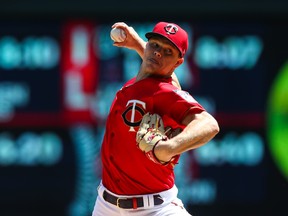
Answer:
[{"left": 101, "top": 76, "right": 205, "bottom": 195}]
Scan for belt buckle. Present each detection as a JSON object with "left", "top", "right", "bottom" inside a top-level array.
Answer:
[
  {"left": 116, "top": 198, "right": 121, "bottom": 208},
  {"left": 116, "top": 197, "right": 127, "bottom": 208}
]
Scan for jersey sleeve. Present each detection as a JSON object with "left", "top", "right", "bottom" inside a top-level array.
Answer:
[{"left": 154, "top": 84, "right": 205, "bottom": 124}]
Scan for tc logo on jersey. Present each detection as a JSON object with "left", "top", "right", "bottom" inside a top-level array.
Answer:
[{"left": 122, "top": 100, "right": 146, "bottom": 132}]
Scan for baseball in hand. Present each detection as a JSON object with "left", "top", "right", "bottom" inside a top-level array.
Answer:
[{"left": 110, "top": 27, "right": 127, "bottom": 42}]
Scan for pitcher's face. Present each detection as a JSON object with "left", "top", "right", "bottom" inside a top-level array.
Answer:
[{"left": 142, "top": 36, "right": 183, "bottom": 76}]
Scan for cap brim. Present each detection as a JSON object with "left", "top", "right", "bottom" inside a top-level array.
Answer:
[
  {"left": 145, "top": 32, "right": 158, "bottom": 39},
  {"left": 145, "top": 32, "right": 183, "bottom": 57}
]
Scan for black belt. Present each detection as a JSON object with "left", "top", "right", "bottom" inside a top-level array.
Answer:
[{"left": 103, "top": 190, "right": 164, "bottom": 209}]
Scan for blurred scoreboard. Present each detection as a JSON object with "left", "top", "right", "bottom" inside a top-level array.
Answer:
[
  {"left": 0, "top": 19, "right": 288, "bottom": 216},
  {"left": 0, "top": 21, "right": 98, "bottom": 127},
  {"left": 0, "top": 22, "right": 61, "bottom": 123}
]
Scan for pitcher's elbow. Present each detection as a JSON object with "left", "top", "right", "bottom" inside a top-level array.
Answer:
[{"left": 212, "top": 119, "right": 220, "bottom": 136}]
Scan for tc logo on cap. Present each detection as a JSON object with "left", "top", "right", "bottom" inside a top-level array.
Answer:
[
  {"left": 145, "top": 21, "right": 189, "bottom": 57},
  {"left": 164, "top": 24, "right": 178, "bottom": 35}
]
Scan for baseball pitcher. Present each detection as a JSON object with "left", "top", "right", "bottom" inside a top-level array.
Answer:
[{"left": 92, "top": 21, "right": 219, "bottom": 216}]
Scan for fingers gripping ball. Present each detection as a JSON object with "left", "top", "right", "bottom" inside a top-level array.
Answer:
[
  {"left": 136, "top": 113, "right": 168, "bottom": 165},
  {"left": 110, "top": 27, "right": 127, "bottom": 42}
]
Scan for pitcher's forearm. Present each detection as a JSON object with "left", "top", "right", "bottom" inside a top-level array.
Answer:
[{"left": 154, "top": 111, "right": 219, "bottom": 162}]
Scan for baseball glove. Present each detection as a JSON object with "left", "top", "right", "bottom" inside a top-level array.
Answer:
[{"left": 136, "top": 112, "right": 168, "bottom": 165}]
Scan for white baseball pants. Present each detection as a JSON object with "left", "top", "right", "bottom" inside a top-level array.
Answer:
[{"left": 92, "top": 182, "right": 192, "bottom": 216}]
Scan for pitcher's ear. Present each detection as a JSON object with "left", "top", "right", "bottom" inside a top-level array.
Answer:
[{"left": 174, "top": 57, "right": 184, "bottom": 69}]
